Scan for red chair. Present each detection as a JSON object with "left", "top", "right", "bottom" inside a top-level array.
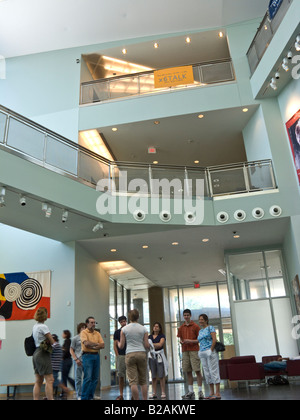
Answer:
[
  {"left": 287, "top": 359, "right": 300, "bottom": 377},
  {"left": 219, "top": 359, "right": 230, "bottom": 380},
  {"left": 227, "top": 355, "right": 265, "bottom": 382}
]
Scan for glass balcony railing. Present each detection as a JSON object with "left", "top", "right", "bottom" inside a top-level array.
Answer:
[
  {"left": 247, "top": 0, "right": 293, "bottom": 75},
  {"left": 80, "top": 59, "right": 235, "bottom": 105},
  {"left": 0, "top": 105, "right": 277, "bottom": 199}
]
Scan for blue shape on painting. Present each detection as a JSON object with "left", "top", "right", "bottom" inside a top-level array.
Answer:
[{"left": 4, "top": 272, "right": 29, "bottom": 285}]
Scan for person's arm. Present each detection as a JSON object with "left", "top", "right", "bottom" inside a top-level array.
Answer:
[
  {"left": 210, "top": 331, "right": 217, "bottom": 351},
  {"left": 143, "top": 332, "right": 150, "bottom": 349},
  {"left": 45, "top": 332, "right": 55, "bottom": 346},
  {"left": 153, "top": 337, "right": 165, "bottom": 349},
  {"left": 70, "top": 346, "right": 82, "bottom": 366},
  {"left": 118, "top": 329, "right": 125, "bottom": 349}
]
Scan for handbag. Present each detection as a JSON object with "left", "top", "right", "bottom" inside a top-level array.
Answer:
[
  {"left": 215, "top": 341, "right": 225, "bottom": 352},
  {"left": 24, "top": 334, "right": 36, "bottom": 356}
]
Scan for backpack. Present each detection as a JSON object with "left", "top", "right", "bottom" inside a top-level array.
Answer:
[{"left": 24, "top": 334, "right": 36, "bottom": 356}]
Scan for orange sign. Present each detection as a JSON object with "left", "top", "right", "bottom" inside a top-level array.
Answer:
[{"left": 154, "top": 65, "right": 194, "bottom": 89}]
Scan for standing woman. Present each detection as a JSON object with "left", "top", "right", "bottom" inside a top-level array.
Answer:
[
  {"left": 61, "top": 329, "right": 75, "bottom": 395},
  {"left": 148, "top": 322, "right": 168, "bottom": 399},
  {"left": 32, "top": 307, "right": 55, "bottom": 400},
  {"left": 197, "top": 314, "right": 221, "bottom": 400},
  {"left": 118, "top": 309, "right": 150, "bottom": 400}
]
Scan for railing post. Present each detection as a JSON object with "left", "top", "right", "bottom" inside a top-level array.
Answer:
[
  {"left": 3, "top": 114, "right": 9, "bottom": 146},
  {"left": 243, "top": 162, "right": 251, "bottom": 192}
]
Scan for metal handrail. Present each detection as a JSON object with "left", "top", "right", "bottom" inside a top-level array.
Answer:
[{"left": 0, "top": 104, "right": 277, "bottom": 198}]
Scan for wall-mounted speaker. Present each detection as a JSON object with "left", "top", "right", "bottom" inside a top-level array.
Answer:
[
  {"left": 234, "top": 209, "right": 246, "bottom": 221},
  {"left": 133, "top": 209, "right": 146, "bottom": 222},
  {"left": 216, "top": 211, "right": 229, "bottom": 223},
  {"left": 269, "top": 205, "right": 282, "bottom": 217},
  {"left": 184, "top": 212, "right": 196, "bottom": 224},
  {"left": 252, "top": 207, "right": 264, "bottom": 219},
  {"left": 159, "top": 210, "right": 171, "bottom": 222}
]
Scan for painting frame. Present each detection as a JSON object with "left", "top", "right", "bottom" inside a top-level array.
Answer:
[{"left": 286, "top": 109, "right": 300, "bottom": 185}]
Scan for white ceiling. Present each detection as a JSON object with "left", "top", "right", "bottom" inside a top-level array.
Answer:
[
  {"left": 0, "top": 0, "right": 279, "bottom": 292},
  {"left": 0, "top": 0, "right": 269, "bottom": 58}
]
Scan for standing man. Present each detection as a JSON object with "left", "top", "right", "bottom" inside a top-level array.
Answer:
[
  {"left": 70, "top": 322, "right": 86, "bottom": 400},
  {"left": 80, "top": 316, "right": 105, "bottom": 400},
  {"left": 113, "top": 315, "right": 127, "bottom": 400},
  {"left": 177, "top": 309, "right": 204, "bottom": 400}
]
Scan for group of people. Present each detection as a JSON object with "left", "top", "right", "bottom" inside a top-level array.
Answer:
[{"left": 31, "top": 306, "right": 221, "bottom": 400}]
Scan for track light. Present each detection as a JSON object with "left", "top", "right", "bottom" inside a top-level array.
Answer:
[
  {"left": 92, "top": 222, "right": 103, "bottom": 232},
  {"left": 295, "top": 36, "right": 300, "bottom": 52},
  {"left": 0, "top": 187, "right": 6, "bottom": 207},
  {"left": 62, "top": 210, "right": 68, "bottom": 223},
  {"left": 282, "top": 58, "right": 289, "bottom": 72},
  {"left": 19, "top": 195, "right": 26, "bottom": 206},
  {"left": 45, "top": 206, "right": 52, "bottom": 218},
  {"left": 287, "top": 50, "right": 293, "bottom": 60},
  {"left": 275, "top": 72, "right": 280, "bottom": 80},
  {"left": 42, "top": 202, "right": 48, "bottom": 212},
  {"left": 270, "top": 78, "right": 277, "bottom": 90}
]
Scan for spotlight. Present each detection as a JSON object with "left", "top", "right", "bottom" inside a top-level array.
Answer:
[
  {"left": 295, "top": 36, "right": 300, "bottom": 52},
  {"left": 62, "top": 210, "right": 68, "bottom": 223},
  {"left": 287, "top": 50, "right": 293, "bottom": 60},
  {"left": 92, "top": 222, "right": 103, "bottom": 232},
  {"left": 19, "top": 195, "right": 26, "bottom": 206},
  {"left": 282, "top": 58, "right": 289, "bottom": 72},
  {"left": 42, "top": 202, "right": 48, "bottom": 212},
  {"left": 275, "top": 72, "right": 280, "bottom": 80},
  {"left": 270, "top": 78, "right": 277, "bottom": 90},
  {"left": 0, "top": 187, "right": 6, "bottom": 208},
  {"left": 45, "top": 206, "right": 52, "bottom": 218}
]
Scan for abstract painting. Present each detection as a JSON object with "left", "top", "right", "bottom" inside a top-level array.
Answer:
[{"left": 0, "top": 271, "right": 51, "bottom": 320}]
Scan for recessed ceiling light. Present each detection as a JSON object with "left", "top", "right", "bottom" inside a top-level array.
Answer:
[
  {"left": 243, "top": 108, "right": 249, "bottom": 113},
  {"left": 218, "top": 32, "right": 224, "bottom": 38},
  {"left": 172, "top": 242, "right": 179, "bottom": 246},
  {"left": 122, "top": 48, "right": 127, "bottom": 55},
  {"left": 194, "top": 160, "right": 199, "bottom": 164},
  {"left": 154, "top": 43, "right": 159, "bottom": 49},
  {"left": 153, "top": 161, "right": 158, "bottom": 164},
  {"left": 154, "top": 120, "right": 160, "bottom": 125},
  {"left": 112, "top": 127, "right": 118, "bottom": 132},
  {"left": 185, "top": 37, "right": 191, "bottom": 44},
  {"left": 110, "top": 249, "right": 117, "bottom": 252},
  {"left": 233, "top": 235, "right": 240, "bottom": 239},
  {"left": 142, "top": 245, "right": 149, "bottom": 249},
  {"left": 202, "top": 238, "right": 209, "bottom": 243},
  {"left": 198, "top": 114, "right": 204, "bottom": 119}
]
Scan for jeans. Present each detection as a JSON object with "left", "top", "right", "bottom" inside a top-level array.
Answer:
[
  {"left": 73, "top": 359, "right": 83, "bottom": 399},
  {"left": 62, "top": 358, "right": 75, "bottom": 389},
  {"left": 81, "top": 353, "right": 100, "bottom": 400}
]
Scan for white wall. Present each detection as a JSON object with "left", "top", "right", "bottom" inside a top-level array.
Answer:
[
  {"left": 0, "top": 224, "right": 75, "bottom": 392},
  {"left": 74, "top": 243, "right": 111, "bottom": 388}
]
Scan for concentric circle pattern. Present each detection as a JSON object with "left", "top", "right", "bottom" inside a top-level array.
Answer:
[
  {"left": 16, "top": 278, "right": 43, "bottom": 310},
  {"left": 4, "top": 282, "right": 22, "bottom": 302}
]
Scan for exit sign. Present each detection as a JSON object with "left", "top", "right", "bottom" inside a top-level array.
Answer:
[{"left": 148, "top": 147, "right": 156, "bottom": 154}]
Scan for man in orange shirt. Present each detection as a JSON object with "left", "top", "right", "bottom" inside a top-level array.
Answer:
[
  {"left": 80, "top": 316, "right": 104, "bottom": 400},
  {"left": 177, "top": 309, "right": 204, "bottom": 399}
]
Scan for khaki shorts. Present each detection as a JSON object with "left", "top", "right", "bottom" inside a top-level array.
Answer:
[
  {"left": 117, "top": 355, "right": 126, "bottom": 378},
  {"left": 125, "top": 352, "right": 147, "bottom": 386},
  {"left": 182, "top": 351, "right": 201, "bottom": 373}
]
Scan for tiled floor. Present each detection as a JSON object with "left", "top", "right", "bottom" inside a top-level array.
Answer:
[{"left": 4, "top": 379, "right": 300, "bottom": 400}]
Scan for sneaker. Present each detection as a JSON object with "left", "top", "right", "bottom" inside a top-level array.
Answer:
[
  {"left": 198, "top": 391, "right": 205, "bottom": 400},
  {"left": 181, "top": 391, "right": 195, "bottom": 400}
]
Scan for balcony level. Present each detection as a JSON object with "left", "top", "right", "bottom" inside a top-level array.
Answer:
[{"left": 0, "top": 105, "right": 291, "bottom": 243}]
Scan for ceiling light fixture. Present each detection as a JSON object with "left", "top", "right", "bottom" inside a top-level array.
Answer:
[
  {"left": 194, "top": 160, "right": 199, "bottom": 164},
  {"left": 112, "top": 127, "right": 118, "bottom": 132},
  {"left": 218, "top": 31, "right": 224, "bottom": 38},
  {"left": 282, "top": 57, "right": 289, "bottom": 72},
  {"left": 153, "top": 161, "right": 158, "bottom": 164},
  {"left": 154, "top": 120, "right": 160, "bottom": 125},
  {"left": 287, "top": 50, "right": 293, "bottom": 60},
  {"left": 295, "top": 36, "right": 300, "bottom": 52},
  {"left": 92, "top": 222, "right": 103, "bottom": 232},
  {"left": 142, "top": 245, "right": 149, "bottom": 249},
  {"left": 185, "top": 37, "right": 191, "bottom": 44},
  {"left": 19, "top": 195, "right": 26, "bottom": 206},
  {"left": 62, "top": 210, "right": 69, "bottom": 223},
  {"left": 172, "top": 242, "right": 179, "bottom": 246},
  {"left": 270, "top": 77, "right": 277, "bottom": 90},
  {"left": 45, "top": 206, "right": 52, "bottom": 218},
  {"left": 202, "top": 238, "right": 209, "bottom": 243},
  {"left": 198, "top": 114, "right": 204, "bottom": 119},
  {"left": 110, "top": 249, "right": 117, "bottom": 252},
  {"left": 122, "top": 48, "right": 127, "bottom": 55},
  {"left": 154, "top": 43, "right": 159, "bottom": 49},
  {"left": 242, "top": 108, "right": 249, "bottom": 113},
  {"left": 0, "top": 187, "right": 5, "bottom": 208}
]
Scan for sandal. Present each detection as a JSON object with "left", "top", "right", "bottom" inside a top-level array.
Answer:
[
  {"left": 116, "top": 395, "right": 124, "bottom": 400},
  {"left": 161, "top": 393, "right": 167, "bottom": 399},
  {"left": 149, "top": 393, "right": 158, "bottom": 399}
]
